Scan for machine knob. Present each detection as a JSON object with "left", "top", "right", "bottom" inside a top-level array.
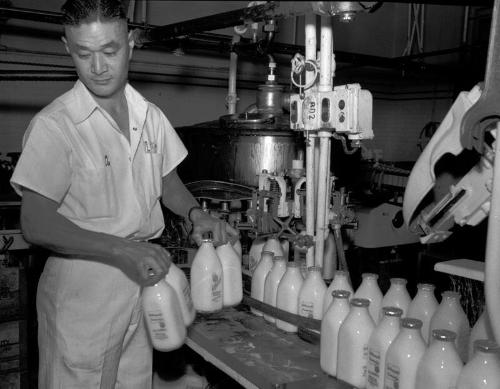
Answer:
[{"left": 392, "top": 210, "right": 404, "bottom": 229}]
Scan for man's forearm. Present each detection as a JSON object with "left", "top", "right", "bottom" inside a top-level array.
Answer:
[
  {"left": 161, "top": 169, "right": 200, "bottom": 221},
  {"left": 21, "top": 189, "right": 126, "bottom": 265}
]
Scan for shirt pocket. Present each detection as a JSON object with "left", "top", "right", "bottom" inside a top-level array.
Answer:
[{"left": 72, "top": 166, "right": 118, "bottom": 219}]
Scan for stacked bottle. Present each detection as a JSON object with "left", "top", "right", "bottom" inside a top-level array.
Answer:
[
  {"left": 415, "top": 329, "right": 463, "bottom": 389},
  {"left": 190, "top": 238, "right": 223, "bottom": 313},
  {"left": 384, "top": 318, "right": 426, "bottom": 389},
  {"left": 298, "top": 266, "right": 327, "bottom": 320},
  {"left": 216, "top": 242, "right": 243, "bottom": 307},
  {"left": 320, "top": 290, "right": 351, "bottom": 377},
  {"left": 337, "top": 298, "right": 375, "bottom": 388},
  {"left": 457, "top": 339, "right": 500, "bottom": 388},
  {"left": 323, "top": 270, "right": 353, "bottom": 314},
  {"left": 429, "top": 290, "right": 470, "bottom": 362},
  {"left": 263, "top": 256, "right": 287, "bottom": 323},
  {"left": 276, "top": 261, "right": 304, "bottom": 333},
  {"left": 380, "top": 278, "right": 411, "bottom": 321},
  {"left": 142, "top": 280, "right": 187, "bottom": 352},
  {"left": 250, "top": 251, "right": 274, "bottom": 316},
  {"left": 354, "top": 273, "right": 383, "bottom": 324},
  {"left": 366, "top": 306, "right": 403, "bottom": 389},
  {"left": 406, "top": 283, "right": 438, "bottom": 343}
]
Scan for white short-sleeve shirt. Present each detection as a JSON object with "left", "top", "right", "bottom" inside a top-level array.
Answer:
[{"left": 11, "top": 80, "right": 187, "bottom": 241}]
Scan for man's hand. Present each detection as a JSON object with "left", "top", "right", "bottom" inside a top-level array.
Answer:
[
  {"left": 115, "top": 241, "right": 172, "bottom": 286},
  {"left": 190, "top": 208, "right": 239, "bottom": 247}
]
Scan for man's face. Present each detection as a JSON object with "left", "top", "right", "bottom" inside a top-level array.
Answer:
[{"left": 63, "top": 19, "right": 133, "bottom": 100}]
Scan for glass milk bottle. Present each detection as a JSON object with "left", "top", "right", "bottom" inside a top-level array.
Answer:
[
  {"left": 354, "top": 273, "right": 383, "bottom": 324},
  {"left": 469, "top": 309, "right": 495, "bottom": 360},
  {"left": 366, "top": 306, "right": 403, "bottom": 389},
  {"left": 262, "top": 236, "right": 285, "bottom": 259},
  {"left": 385, "top": 318, "right": 426, "bottom": 389},
  {"left": 248, "top": 237, "right": 266, "bottom": 274},
  {"left": 142, "top": 280, "right": 187, "bottom": 351},
  {"left": 323, "top": 270, "right": 354, "bottom": 314},
  {"left": 380, "top": 278, "right": 411, "bottom": 321},
  {"left": 457, "top": 340, "right": 500, "bottom": 389},
  {"left": 429, "top": 290, "right": 470, "bottom": 362},
  {"left": 190, "top": 238, "right": 223, "bottom": 313},
  {"left": 263, "top": 256, "right": 287, "bottom": 323},
  {"left": 276, "top": 262, "right": 304, "bottom": 333},
  {"left": 216, "top": 242, "right": 243, "bottom": 307},
  {"left": 407, "top": 283, "right": 438, "bottom": 344},
  {"left": 415, "top": 329, "right": 463, "bottom": 389},
  {"left": 320, "top": 290, "right": 351, "bottom": 377},
  {"left": 232, "top": 239, "right": 242, "bottom": 259},
  {"left": 298, "top": 266, "right": 327, "bottom": 320},
  {"left": 250, "top": 251, "right": 274, "bottom": 316},
  {"left": 322, "top": 231, "right": 337, "bottom": 281},
  {"left": 165, "top": 263, "right": 196, "bottom": 326},
  {"left": 337, "top": 298, "right": 375, "bottom": 388}
]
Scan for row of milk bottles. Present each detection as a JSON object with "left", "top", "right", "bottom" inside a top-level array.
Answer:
[
  {"left": 320, "top": 274, "right": 500, "bottom": 389},
  {"left": 142, "top": 238, "right": 243, "bottom": 351}
]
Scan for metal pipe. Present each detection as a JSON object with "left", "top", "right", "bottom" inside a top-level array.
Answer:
[
  {"left": 227, "top": 34, "right": 240, "bottom": 114},
  {"left": 138, "top": 2, "right": 276, "bottom": 44},
  {"left": 319, "top": 16, "right": 333, "bottom": 93},
  {"left": 462, "top": 6, "right": 470, "bottom": 44},
  {"left": 304, "top": 13, "right": 316, "bottom": 270}
]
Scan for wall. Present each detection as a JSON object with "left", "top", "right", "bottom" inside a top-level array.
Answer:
[{"left": 0, "top": 0, "right": 472, "bottom": 164}]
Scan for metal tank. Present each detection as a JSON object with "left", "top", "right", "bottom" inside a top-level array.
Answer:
[{"left": 176, "top": 80, "right": 304, "bottom": 188}]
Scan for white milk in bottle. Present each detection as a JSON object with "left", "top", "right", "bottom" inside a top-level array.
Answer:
[
  {"left": 366, "top": 306, "right": 403, "bottom": 389},
  {"left": 248, "top": 237, "right": 266, "bottom": 274},
  {"left": 298, "top": 266, "right": 327, "bottom": 320},
  {"left": 457, "top": 339, "right": 500, "bottom": 389},
  {"left": 323, "top": 270, "right": 353, "bottom": 314},
  {"left": 142, "top": 280, "right": 187, "bottom": 351},
  {"left": 190, "top": 238, "right": 223, "bottom": 313},
  {"left": 415, "top": 329, "right": 463, "bottom": 389},
  {"left": 250, "top": 251, "right": 274, "bottom": 316},
  {"left": 429, "top": 290, "right": 470, "bottom": 362},
  {"left": 216, "top": 242, "right": 243, "bottom": 307},
  {"left": 380, "top": 278, "right": 411, "bottom": 321},
  {"left": 320, "top": 290, "right": 351, "bottom": 377},
  {"left": 322, "top": 231, "right": 337, "bottom": 281},
  {"left": 276, "top": 261, "right": 303, "bottom": 333},
  {"left": 384, "top": 318, "right": 426, "bottom": 389},
  {"left": 263, "top": 256, "right": 287, "bottom": 323},
  {"left": 232, "top": 239, "right": 242, "bottom": 259},
  {"left": 407, "top": 283, "right": 438, "bottom": 344},
  {"left": 337, "top": 298, "right": 375, "bottom": 388},
  {"left": 354, "top": 273, "right": 383, "bottom": 324},
  {"left": 468, "top": 309, "right": 495, "bottom": 360},
  {"left": 165, "top": 263, "right": 196, "bottom": 326}
]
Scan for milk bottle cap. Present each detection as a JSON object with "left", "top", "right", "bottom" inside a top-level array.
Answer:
[
  {"left": 442, "top": 290, "right": 460, "bottom": 299},
  {"left": 273, "top": 255, "right": 286, "bottom": 262},
  {"left": 286, "top": 261, "right": 300, "bottom": 268},
  {"left": 362, "top": 273, "right": 378, "bottom": 280},
  {"left": 401, "top": 317, "right": 423, "bottom": 329},
  {"left": 432, "top": 329, "right": 457, "bottom": 342},
  {"left": 262, "top": 250, "right": 275, "bottom": 257},
  {"left": 382, "top": 306, "right": 403, "bottom": 317},
  {"left": 332, "top": 289, "right": 351, "bottom": 299},
  {"left": 417, "top": 283, "right": 435, "bottom": 291},
  {"left": 307, "top": 266, "right": 322, "bottom": 272},
  {"left": 390, "top": 277, "right": 407, "bottom": 285},
  {"left": 474, "top": 339, "right": 500, "bottom": 353},
  {"left": 201, "top": 238, "right": 214, "bottom": 243},
  {"left": 335, "top": 270, "right": 349, "bottom": 277},
  {"left": 350, "top": 297, "right": 370, "bottom": 307}
]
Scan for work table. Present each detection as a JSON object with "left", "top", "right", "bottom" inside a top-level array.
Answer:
[{"left": 186, "top": 305, "right": 352, "bottom": 389}]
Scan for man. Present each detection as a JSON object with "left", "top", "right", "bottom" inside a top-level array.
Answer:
[{"left": 10, "top": 0, "right": 237, "bottom": 387}]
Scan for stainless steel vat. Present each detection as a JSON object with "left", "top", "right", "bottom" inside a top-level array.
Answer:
[{"left": 176, "top": 118, "right": 303, "bottom": 187}]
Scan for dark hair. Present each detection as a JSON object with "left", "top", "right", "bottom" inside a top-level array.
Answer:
[{"left": 61, "top": 0, "right": 127, "bottom": 26}]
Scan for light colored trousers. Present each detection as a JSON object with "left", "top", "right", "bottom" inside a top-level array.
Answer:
[{"left": 37, "top": 257, "right": 152, "bottom": 389}]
